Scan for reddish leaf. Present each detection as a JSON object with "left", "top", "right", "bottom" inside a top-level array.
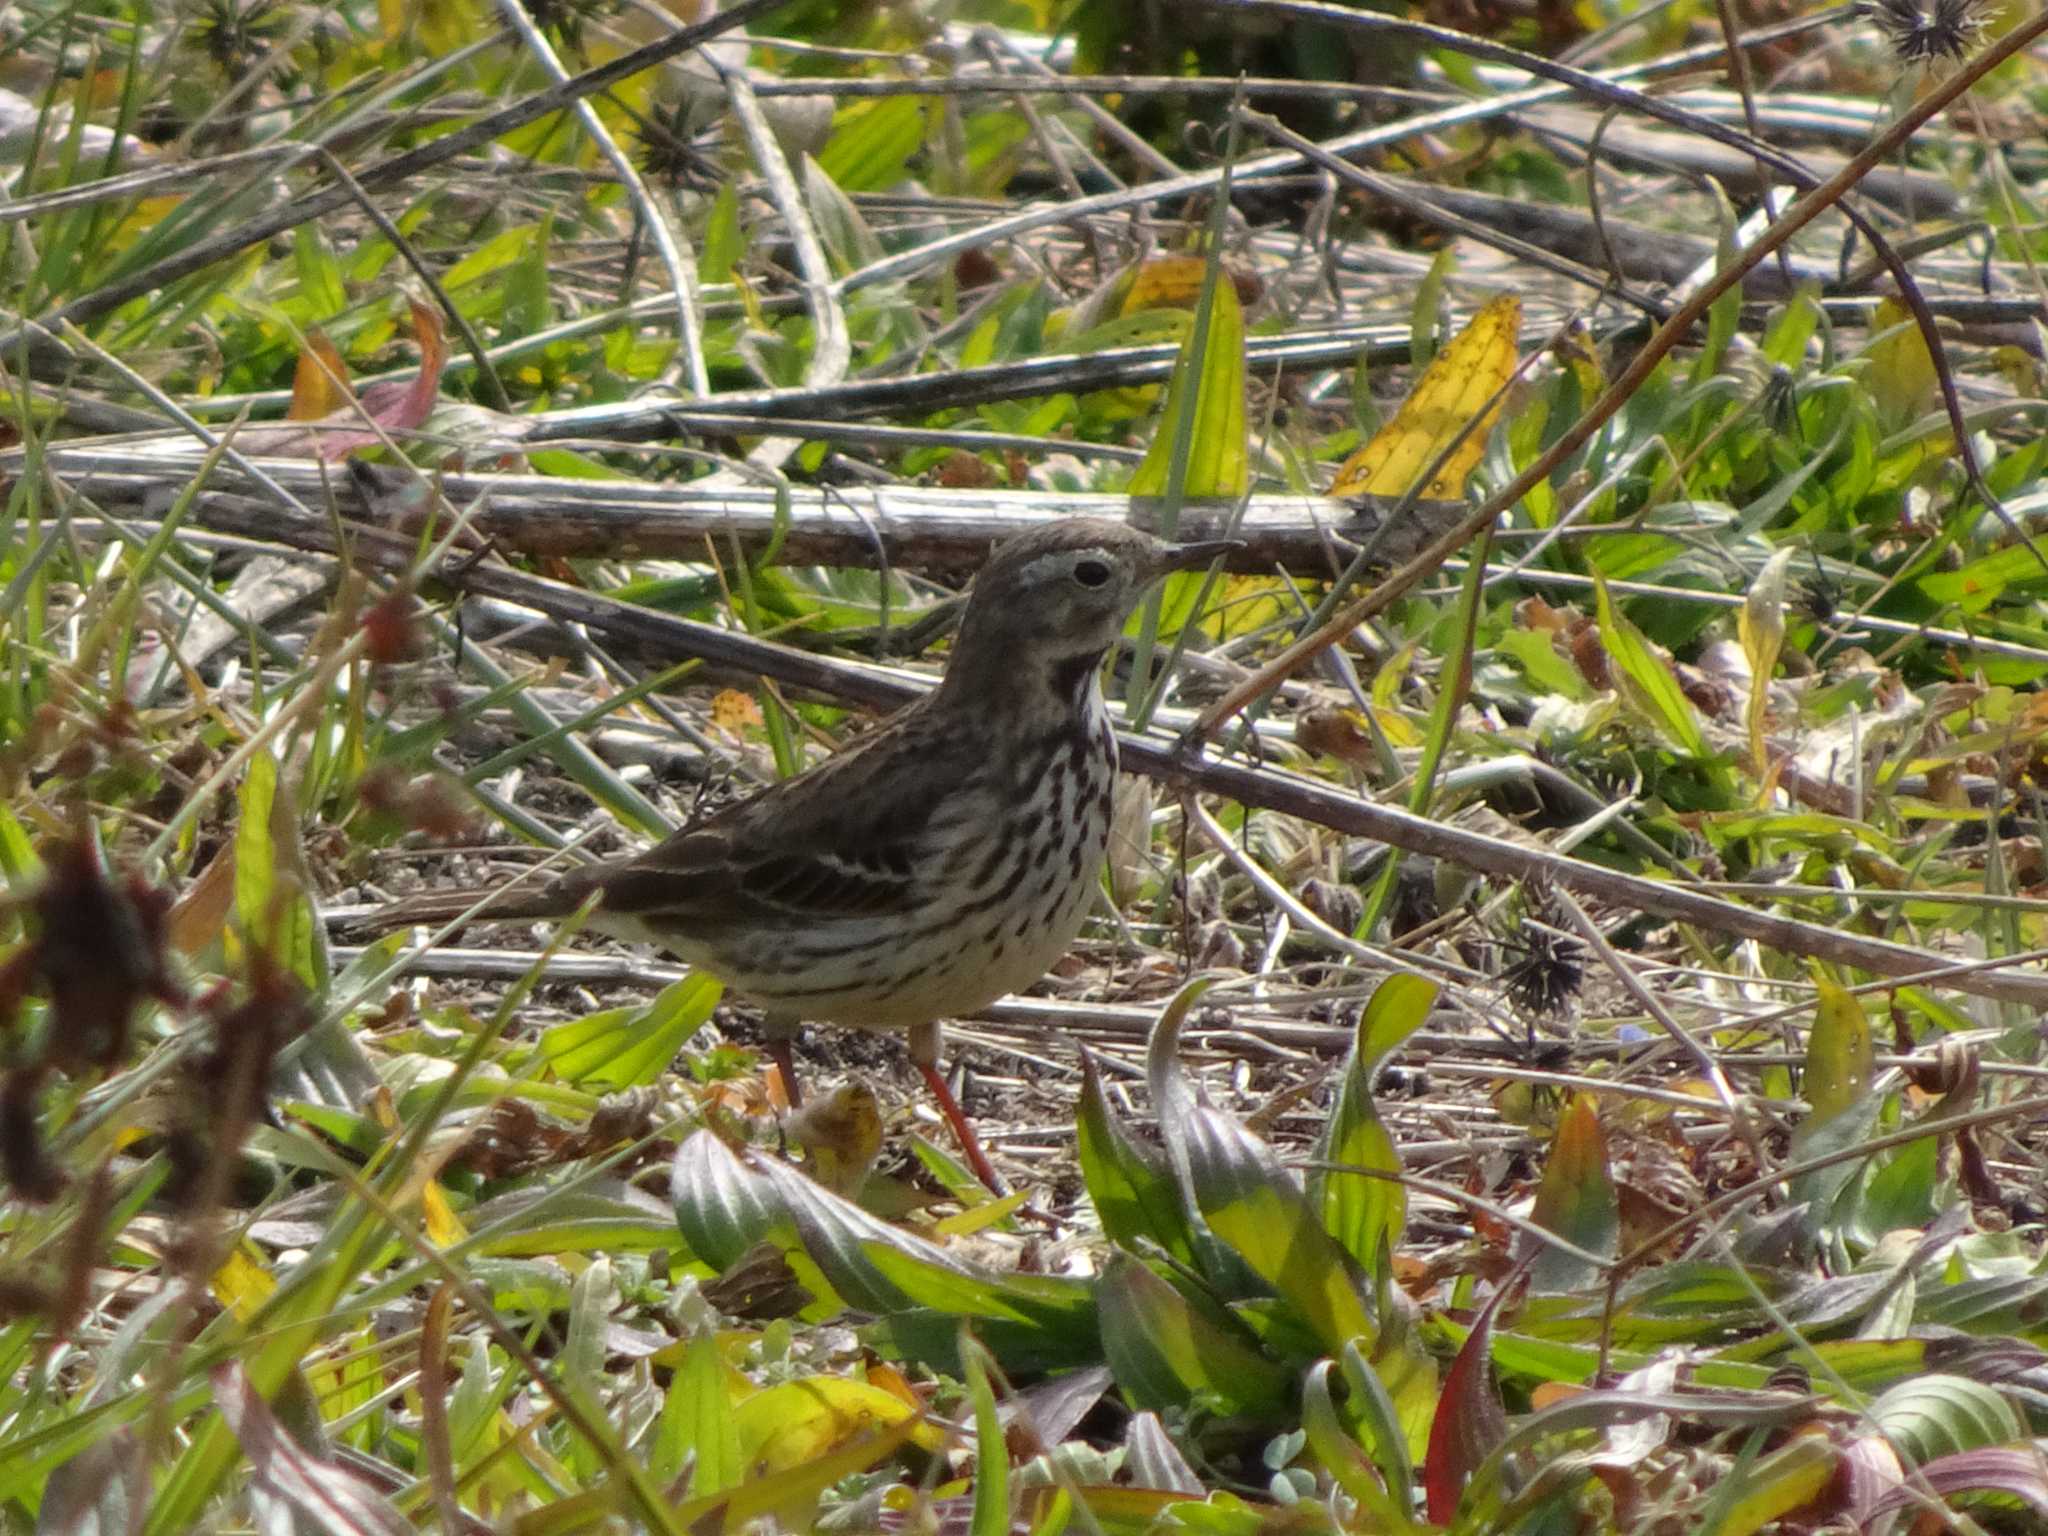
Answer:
[
  {"left": 237, "top": 300, "right": 451, "bottom": 461},
  {"left": 1872, "top": 1445, "right": 2048, "bottom": 1521},
  {"left": 330, "top": 297, "right": 449, "bottom": 460},
  {"left": 1424, "top": 1281, "right": 1512, "bottom": 1522}
]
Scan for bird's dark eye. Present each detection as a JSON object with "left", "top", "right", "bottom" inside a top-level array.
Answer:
[{"left": 1073, "top": 559, "right": 1112, "bottom": 588}]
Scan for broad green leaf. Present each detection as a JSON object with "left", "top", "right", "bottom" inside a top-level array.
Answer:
[
  {"left": 684, "top": 1142, "right": 1088, "bottom": 1337},
  {"left": 1148, "top": 980, "right": 1434, "bottom": 1452},
  {"left": 504, "top": 209, "right": 552, "bottom": 338},
  {"left": 655, "top": 1332, "right": 741, "bottom": 1495},
  {"left": 1786, "top": 1096, "right": 1884, "bottom": 1255},
  {"left": 468, "top": 1183, "right": 677, "bottom": 1258},
  {"left": 293, "top": 223, "right": 346, "bottom": 321},
  {"left": 1496, "top": 627, "right": 1591, "bottom": 699},
  {"left": 233, "top": 749, "right": 324, "bottom": 988},
  {"left": 1524, "top": 1093, "right": 1619, "bottom": 1294},
  {"left": 1093, "top": 1254, "right": 1292, "bottom": 1414},
  {"left": 671, "top": 1128, "right": 790, "bottom": 1271},
  {"left": 1857, "top": 1129, "right": 1941, "bottom": 1238},
  {"left": 860, "top": 1241, "right": 1093, "bottom": 1329},
  {"left": 1761, "top": 286, "right": 1822, "bottom": 366},
  {"left": 1699, "top": 810, "right": 1889, "bottom": 849},
  {"left": 701, "top": 180, "right": 743, "bottom": 286},
  {"left": 1918, "top": 540, "right": 2048, "bottom": 611},
  {"left": 1356, "top": 974, "right": 1439, "bottom": 1070},
  {"left": 1868, "top": 1374, "right": 2023, "bottom": 1467},
  {"left": 442, "top": 222, "right": 537, "bottom": 293},
  {"left": 1170, "top": 1081, "right": 1374, "bottom": 1353},
  {"left": 1077, "top": 1051, "right": 1196, "bottom": 1265},
  {"left": 816, "top": 96, "right": 927, "bottom": 193},
  {"left": 1302, "top": 1362, "right": 1417, "bottom": 1532},
  {"left": 800, "top": 153, "right": 884, "bottom": 274},
  {"left": 0, "top": 806, "right": 40, "bottom": 883},
  {"left": 859, "top": 1309, "right": 1107, "bottom": 1381},
  {"left": 537, "top": 973, "right": 721, "bottom": 1087},
  {"left": 1593, "top": 573, "right": 1709, "bottom": 760},
  {"left": 1316, "top": 974, "right": 1438, "bottom": 1274},
  {"left": 965, "top": 1335, "right": 1011, "bottom": 1536}
]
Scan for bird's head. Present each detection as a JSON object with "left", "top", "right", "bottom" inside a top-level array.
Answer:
[{"left": 945, "top": 518, "right": 1237, "bottom": 703}]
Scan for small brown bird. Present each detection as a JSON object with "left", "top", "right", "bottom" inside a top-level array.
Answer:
[{"left": 374, "top": 518, "right": 1234, "bottom": 1190}]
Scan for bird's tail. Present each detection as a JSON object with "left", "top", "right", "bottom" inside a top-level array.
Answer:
[{"left": 360, "top": 874, "right": 592, "bottom": 933}]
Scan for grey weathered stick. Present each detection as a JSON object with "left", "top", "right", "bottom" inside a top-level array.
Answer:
[{"left": 32, "top": 460, "right": 2048, "bottom": 669}]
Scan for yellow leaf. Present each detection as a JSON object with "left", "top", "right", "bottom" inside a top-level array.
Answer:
[
  {"left": 421, "top": 1181, "right": 467, "bottom": 1247},
  {"left": 1051, "top": 255, "right": 1249, "bottom": 344},
  {"left": 711, "top": 689, "right": 765, "bottom": 734},
  {"left": 931, "top": 1187, "right": 1029, "bottom": 1237},
  {"left": 782, "top": 1079, "right": 883, "bottom": 1196},
  {"left": 1118, "top": 255, "right": 1209, "bottom": 314},
  {"left": 732, "top": 1377, "right": 943, "bottom": 1478},
  {"left": 1205, "top": 574, "right": 1292, "bottom": 640},
  {"left": 383, "top": 0, "right": 482, "bottom": 51},
  {"left": 1991, "top": 345, "right": 2044, "bottom": 397},
  {"left": 1699, "top": 1434, "right": 1835, "bottom": 1536},
  {"left": 213, "top": 1248, "right": 276, "bottom": 1322},
  {"left": 289, "top": 333, "right": 354, "bottom": 421},
  {"left": 1128, "top": 270, "right": 1247, "bottom": 499},
  {"left": 1552, "top": 315, "right": 1605, "bottom": 400},
  {"left": 678, "top": 1422, "right": 920, "bottom": 1535},
  {"left": 1331, "top": 293, "right": 1521, "bottom": 499},
  {"left": 1803, "top": 978, "right": 1873, "bottom": 1129},
  {"left": 1867, "top": 297, "right": 1937, "bottom": 428}
]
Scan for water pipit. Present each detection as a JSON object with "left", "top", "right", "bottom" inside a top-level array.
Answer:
[{"left": 376, "top": 518, "right": 1234, "bottom": 1190}]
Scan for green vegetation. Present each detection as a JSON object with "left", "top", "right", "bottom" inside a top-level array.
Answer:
[{"left": 5, "top": 0, "right": 2048, "bottom": 1529}]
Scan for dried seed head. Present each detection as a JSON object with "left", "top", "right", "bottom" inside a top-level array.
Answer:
[
  {"left": 1502, "top": 922, "right": 1587, "bottom": 1019},
  {"left": 1501, "top": 881, "right": 1587, "bottom": 1020},
  {"left": 1857, "top": 0, "right": 2001, "bottom": 66}
]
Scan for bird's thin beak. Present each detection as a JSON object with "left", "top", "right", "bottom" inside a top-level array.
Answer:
[{"left": 1153, "top": 538, "right": 1241, "bottom": 575}]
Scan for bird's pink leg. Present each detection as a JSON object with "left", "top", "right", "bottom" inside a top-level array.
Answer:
[{"left": 909, "top": 1021, "right": 1008, "bottom": 1196}]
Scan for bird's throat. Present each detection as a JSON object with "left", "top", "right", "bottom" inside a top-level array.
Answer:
[{"left": 1049, "top": 649, "right": 1108, "bottom": 715}]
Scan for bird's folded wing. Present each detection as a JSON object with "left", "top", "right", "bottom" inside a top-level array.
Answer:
[{"left": 597, "top": 723, "right": 976, "bottom": 926}]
